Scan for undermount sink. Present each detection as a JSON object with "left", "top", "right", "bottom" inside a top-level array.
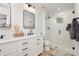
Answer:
[
  {"left": 0, "top": 38, "right": 9, "bottom": 40},
  {"left": 0, "top": 35, "right": 9, "bottom": 40}
]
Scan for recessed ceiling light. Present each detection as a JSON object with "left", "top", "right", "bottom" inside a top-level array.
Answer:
[
  {"left": 42, "top": 6, "right": 45, "bottom": 8},
  {"left": 57, "top": 8, "right": 61, "bottom": 10}
]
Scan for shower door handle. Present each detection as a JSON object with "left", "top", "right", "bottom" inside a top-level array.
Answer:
[{"left": 59, "top": 30, "right": 61, "bottom": 35}]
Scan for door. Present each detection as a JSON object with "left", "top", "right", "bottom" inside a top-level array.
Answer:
[
  {"left": 51, "top": 21, "right": 62, "bottom": 49},
  {"left": 50, "top": 14, "right": 75, "bottom": 52}
]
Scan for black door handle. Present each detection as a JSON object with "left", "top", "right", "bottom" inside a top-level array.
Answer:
[{"left": 59, "top": 30, "right": 61, "bottom": 35}]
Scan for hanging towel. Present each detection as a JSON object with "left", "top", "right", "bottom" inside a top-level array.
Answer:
[
  {"left": 69, "top": 18, "right": 76, "bottom": 39},
  {"left": 74, "top": 18, "right": 79, "bottom": 41},
  {"left": 69, "top": 17, "right": 79, "bottom": 41}
]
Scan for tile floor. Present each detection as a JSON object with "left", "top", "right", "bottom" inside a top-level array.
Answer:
[
  {"left": 40, "top": 48, "right": 65, "bottom": 56},
  {"left": 40, "top": 48, "right": 75, "bottom": 56}
]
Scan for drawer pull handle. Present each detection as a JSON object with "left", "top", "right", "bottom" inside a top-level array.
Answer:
[
  {"left": 24, "top": 54, "right": 28, "bottom": 56},
  {"left": 37, "top": 39, "right": 40, "bottom": 40},
  {"left": 22, "top": 42, "right": 28, "bottom": 45},
  {"left": 37, "top": 43, "right": 39, "bottom": 45},
  {"left": 22, "top": 47, "right": 28, "bottom": 51},
  {"left": 0, "top": 49, "right": 1, "bottom": 52}
]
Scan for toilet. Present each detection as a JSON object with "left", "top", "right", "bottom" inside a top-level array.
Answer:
[{"left": 44, "top": 40, "right": 50, "bottom": 51}]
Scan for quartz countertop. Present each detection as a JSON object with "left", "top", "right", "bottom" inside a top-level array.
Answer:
[{"left": 0, "top": 35, "right": 40, "bottom": 44}]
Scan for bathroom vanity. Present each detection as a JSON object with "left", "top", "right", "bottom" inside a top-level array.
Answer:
[
  {"left": 0, "top": 3, "right": 44, "bottom": 56},
  {"left": 0, "top": 35, "right": 44, "bottom": 56}
]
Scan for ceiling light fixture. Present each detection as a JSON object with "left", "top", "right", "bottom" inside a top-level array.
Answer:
[
  {"left": 26, "top": 3, "right": 35, "bottom": 9},
  {"left": 57, "top": 8, "right": 61, "bottom": 11}
]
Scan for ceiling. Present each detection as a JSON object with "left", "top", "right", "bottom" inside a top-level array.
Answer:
[
  {"left": 0, "top": 3, "right": 10, "bottom": 9},
  {"left": 31, "top": 3, "right": 74, "bottom": 16}
]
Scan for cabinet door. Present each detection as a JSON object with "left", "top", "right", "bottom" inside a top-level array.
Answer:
[
  {"left": 28, "top": 38, "right": 37, "bottom": 56},
  {"left": 0, "top": 42, "right": 17, "bottom": 56},
  {"left": 51, "top": 23, "right": 61, "bottom": 48},
  {"left": 16, "top": 39, "right": 29, "bottom": 56},
  {"left": 4, "top": 49, "right": 17, "bottom": 56},
  {"left": 36, "top": 37, "right": 44, "bottom": 55},
  {"left": 28, "top": 37, "right": 43, "bottom": 56}
]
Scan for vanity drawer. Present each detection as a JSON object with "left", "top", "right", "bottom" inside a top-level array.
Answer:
[
  {"left": 5, "top": 52, "right": 17, "bottom": 56},
  {"left": 1, "top": 49, "right": 17, "bottom": 56},
  {"left": 0, "top": 42, "right": 16, "bottom": 55},
  {"left": 18, "top": 51, "right": 29, "bottom": 56},
  {"left": 17, "top": 46, "right": 29, "bottom": 55},
  {"left": 16, "top": 39, "right": 29, "bottom": 47}
]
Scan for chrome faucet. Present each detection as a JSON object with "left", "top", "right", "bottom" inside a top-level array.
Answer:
[
  {"left": 0, "top": 35, "right": 5, "bottom": 39},
  {"left": 27, "top": 30, "right": 33, "bottom": 36}
]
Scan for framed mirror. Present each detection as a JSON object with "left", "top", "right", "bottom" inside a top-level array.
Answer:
[
  {"left": 23, "top": 10, "right": 35, "bottom": 29},
  {"left": 0, "top": 3, "right": 11, "bottom": 28}
]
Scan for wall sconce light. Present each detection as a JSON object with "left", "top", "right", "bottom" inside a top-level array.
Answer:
[
  {"left": 26, "top": 3, "right": 35, "bottom": 9},
  {"left": 72, "top": 10, "right": 75, "bottom": 14}
]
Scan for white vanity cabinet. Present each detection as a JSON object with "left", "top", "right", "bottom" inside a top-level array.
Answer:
[
  {"left": 28, "top": 36, "right": 43, "bottom": 56},
  {"left": 36, "top": 37, "right": 44, "bottom": 55},
  {"left": 16, "top": 39, "right": 29, "bottom": 56},
  {"left": 17, "top": 36, "right": 44, "bottom": 56},
  {"left": 28, "top": 37, "right": 37, "bottom": 56},
  {"left": 0, "top": 41, "right": 17, "bottom": 56},
  {"left": 0, "top": 36, "right": 44, "bottom": 56}
]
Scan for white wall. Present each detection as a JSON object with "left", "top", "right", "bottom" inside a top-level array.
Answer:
[
  {"left": 45, "top": 9, "right": 79, "bottom": 55},
  {"left": 11, "top": 3, "right": 46, "bottom": 36},
  {"left": 0, "top": 3, "right": 46, "bottom": 39},
  {"left": 35, "top": 7, "right": 46, "bottom": 36},
  {"left": 0, "top": 4, "right": 11, "bottom": 38}
]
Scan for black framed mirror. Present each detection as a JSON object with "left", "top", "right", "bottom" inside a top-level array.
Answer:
[
  {"left": 0, "top": 3, "right": 11, "bottom": 28},
  {"left": 23, "top": 10, "right": 35, "bottom": 29}
]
